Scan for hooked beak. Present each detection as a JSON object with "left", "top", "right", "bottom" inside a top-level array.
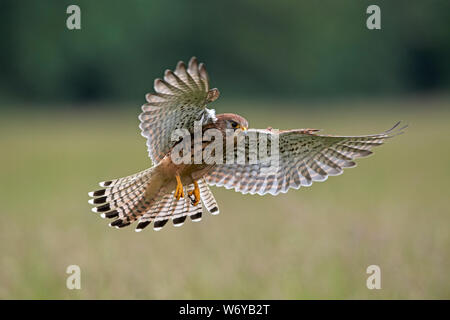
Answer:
[{"left": 239, "top": 125, "right": 248, "bottom": 132}]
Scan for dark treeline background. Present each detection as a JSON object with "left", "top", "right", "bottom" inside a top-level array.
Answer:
[{"left": 0, "top": 0, "right": 449, "bottom": 108}]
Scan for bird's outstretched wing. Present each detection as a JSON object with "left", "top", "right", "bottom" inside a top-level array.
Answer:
[
  {"left": 139, "top": 57, "right": 217, "bottom": 164},
  {"left": 205, "top": 122, "right": 407, "bottom": 195}
]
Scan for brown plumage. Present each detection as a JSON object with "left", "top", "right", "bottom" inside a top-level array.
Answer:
[{"left": 88, "top": 57, "right": 406, "bottom": 232}]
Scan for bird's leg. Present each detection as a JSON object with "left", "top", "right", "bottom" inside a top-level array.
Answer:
[
  {"left": 188, "top": 180, "right": 201, "bottom": 206},
  {"left": 174, "top": 173, "right": 184, "bottom": 200}
]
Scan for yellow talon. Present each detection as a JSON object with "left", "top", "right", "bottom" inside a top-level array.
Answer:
[
  {"left": 174, "top": 174, "right": 184, "bottom": 200},
  {"left": 189, "top": 180, "right": 201, "bottom": 206}
]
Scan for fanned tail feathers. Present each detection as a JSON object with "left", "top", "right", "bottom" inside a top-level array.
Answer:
[{"left": 88, "top": 173, "right": 219, "bottom": 232}]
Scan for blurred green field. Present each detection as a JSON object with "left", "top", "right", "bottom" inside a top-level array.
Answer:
[{"left": 1, "top": 97, "right": 449, "bottom": 299}]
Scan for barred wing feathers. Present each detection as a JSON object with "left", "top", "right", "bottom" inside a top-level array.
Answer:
[
  {"left": 205, "top": 122, "right": 407, "bottom": 196},
  {"left": 139, "top": 57, "right": 216, "bottom": 164}
]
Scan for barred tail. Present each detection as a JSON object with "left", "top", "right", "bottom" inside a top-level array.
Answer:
[
  {"left": 88, "top": 168, "right": 155, "bottom": 227},
  {"left": 89, "top": 173, "right": 220, "bottom": 232}
]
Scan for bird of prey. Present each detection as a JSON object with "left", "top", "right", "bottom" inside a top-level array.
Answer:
[{"left": 88, "top": 57, "right": 406, "bottom": 232}]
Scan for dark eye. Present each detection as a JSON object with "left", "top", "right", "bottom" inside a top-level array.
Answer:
[{"left": 231, "top": 121, "right": 238, "bottom": 128}]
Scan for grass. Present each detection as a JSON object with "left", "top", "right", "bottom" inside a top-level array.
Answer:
[{"left": 0, "top": 96, "right": 449, "bottom": 299}]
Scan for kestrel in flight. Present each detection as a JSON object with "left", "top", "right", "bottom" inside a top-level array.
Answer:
[{"left": 88, "top": 57, "right": 406, "bottom": 231}]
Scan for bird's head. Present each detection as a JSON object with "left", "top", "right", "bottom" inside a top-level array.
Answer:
[{"left": 215, "top": 113, "right": 249, "bottom": 132}]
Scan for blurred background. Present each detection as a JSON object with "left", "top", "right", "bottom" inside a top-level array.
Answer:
[{"left": 0, "top": 0, "right": 449, "bottom": 299}]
